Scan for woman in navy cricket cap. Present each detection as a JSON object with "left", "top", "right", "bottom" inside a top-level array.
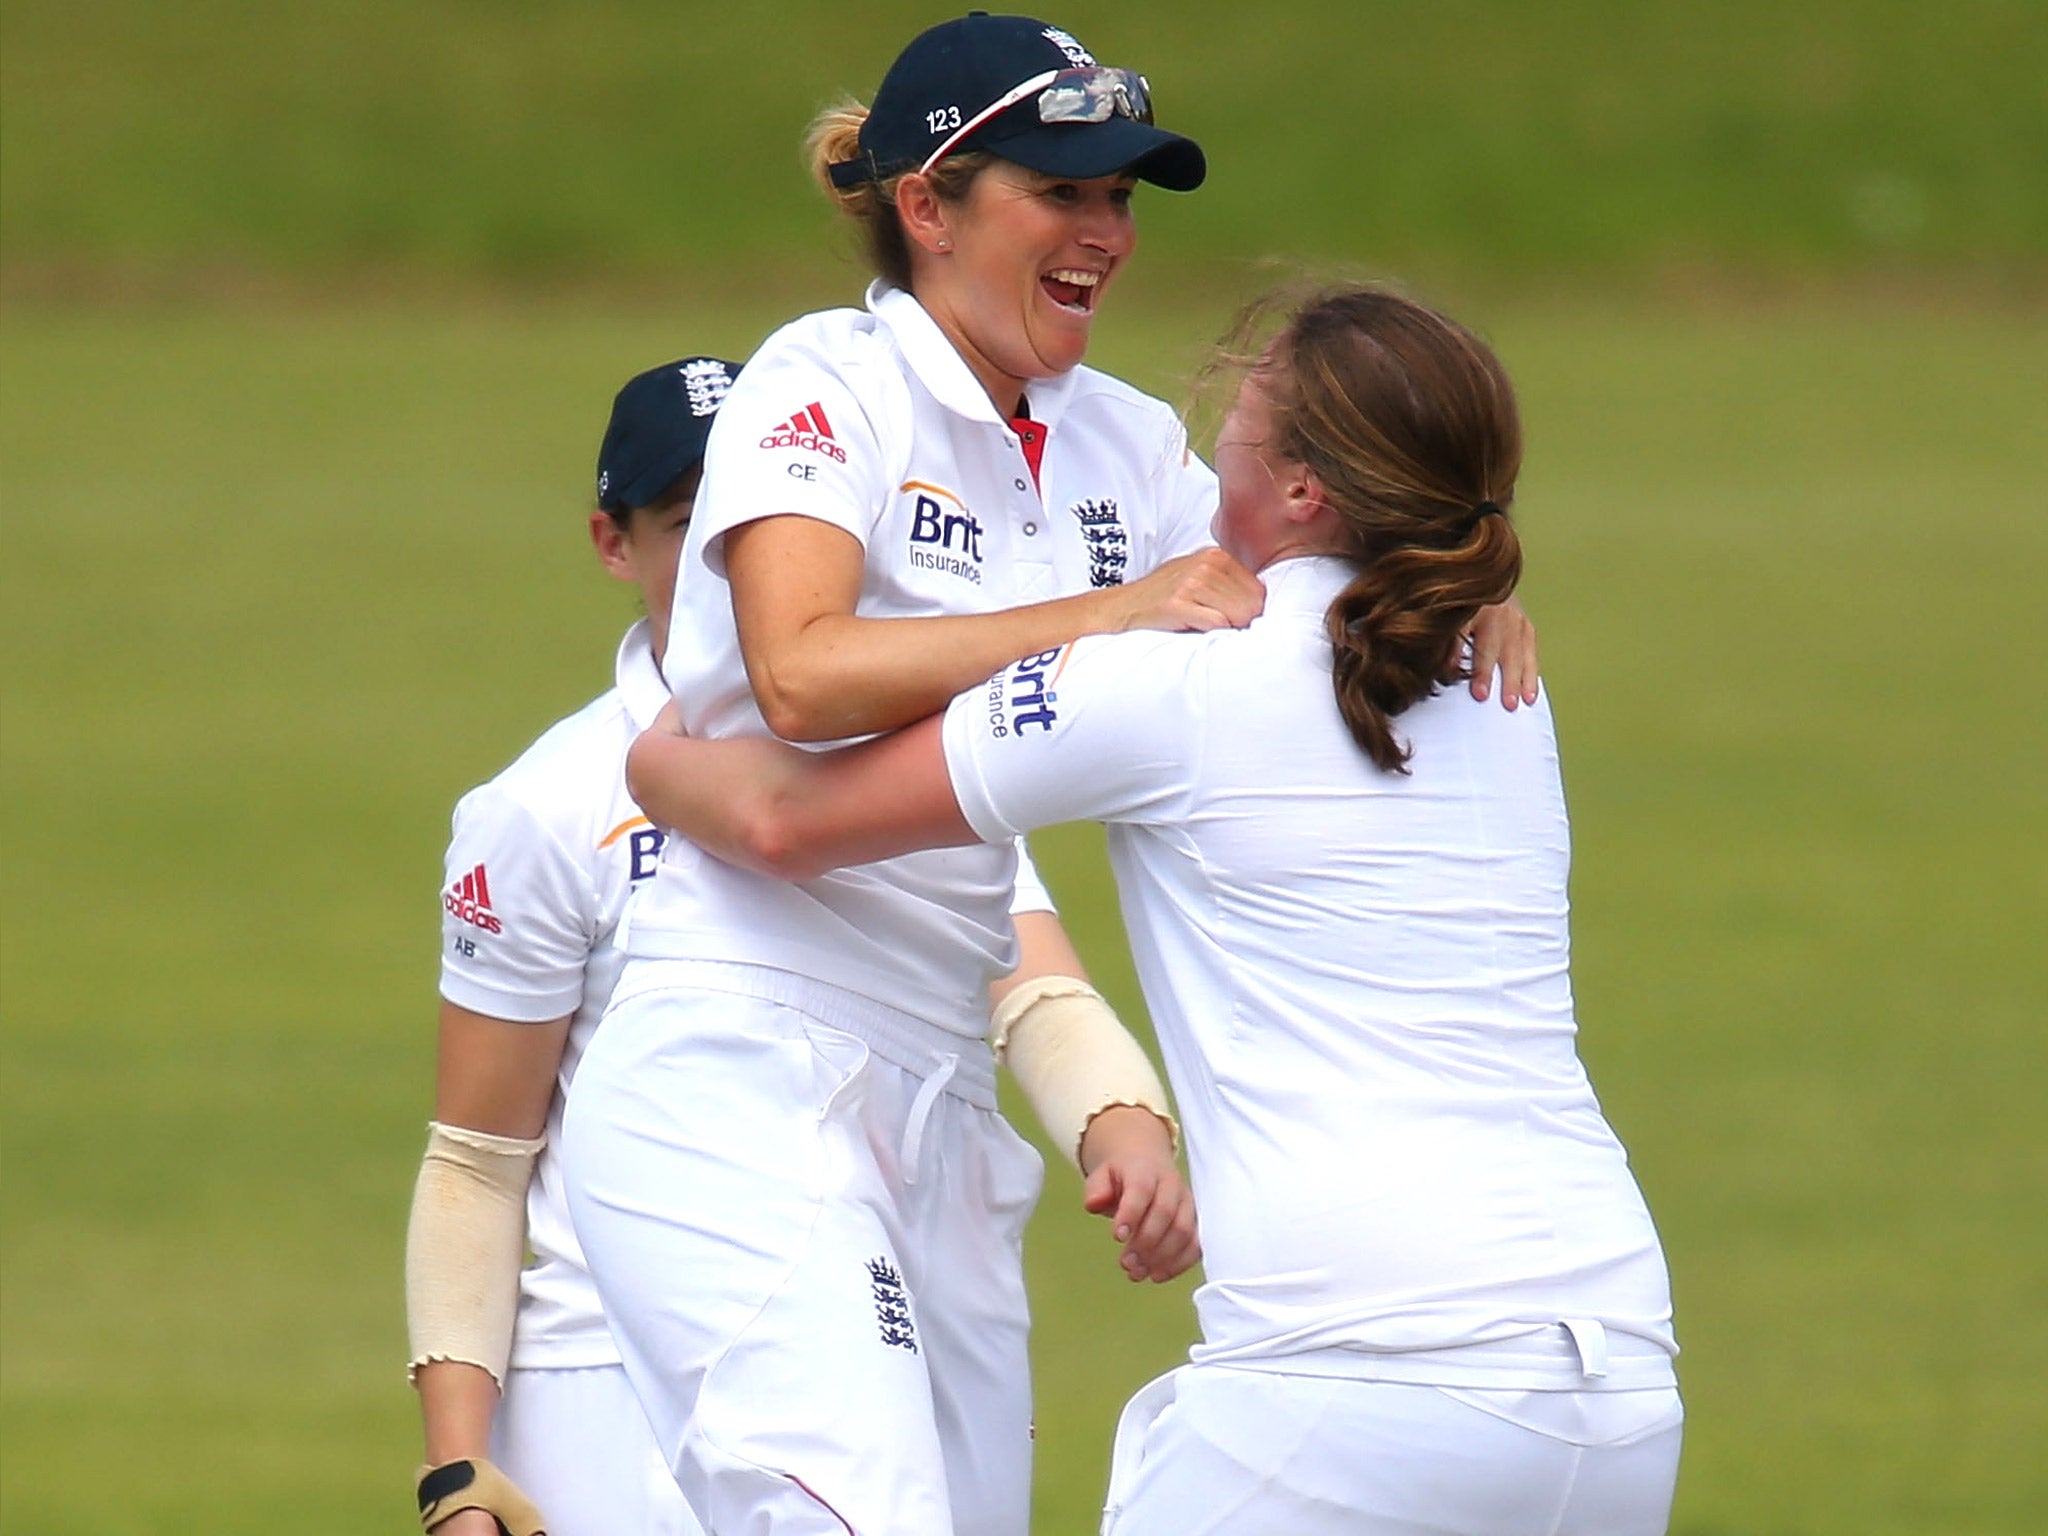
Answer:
[
  {"left": 404, "top": 360, "right": 737, "bottom": 1536},
  {"left": 561, "top": 16, "right": 1540, "bottom": 1536}
]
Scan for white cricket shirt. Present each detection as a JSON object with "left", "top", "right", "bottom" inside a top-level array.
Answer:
[
  {"left": 943, "top": 556, "right": 1679, "bottom": 1388},
  {"left": 438, "top": 621, "right": 671, "bottom": 1368},
  {"left": 631, "top": 281, "right": 1216, "bottom": 1033}
]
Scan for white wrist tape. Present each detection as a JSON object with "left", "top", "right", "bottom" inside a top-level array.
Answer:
[
  {"left": 405, "top": 1120, "right": 544, "bottom": 1389},
  {"left": 990, "top": 975, "right": 1177, "bottom": 1171}
]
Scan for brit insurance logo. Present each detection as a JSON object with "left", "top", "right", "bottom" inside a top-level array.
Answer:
[
  {"left": 901, "top": 480, "right": 985, "bottom": 586},
  {"left": 1070, "top": 496, "right": 1127, "bottom": 588},
  {"left": 599, "top": 815, "right": 665, "bottom": 884},
  {"left": 761, "top": 401, "right": 846, "bottom": 462},
  {"left": 983, "top": 645, "right": 1069, "bottom": 739}
]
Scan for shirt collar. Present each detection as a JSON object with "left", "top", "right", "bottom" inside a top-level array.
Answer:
[
  {"left": 867, "top": 281, "right": 1082, "bottom": 433},
  {"left": 1258, "top": 552, "right": 1355, "bottom": 613},
  {"left": 614, "top": 619, "right": 670, "bottom": 730}
]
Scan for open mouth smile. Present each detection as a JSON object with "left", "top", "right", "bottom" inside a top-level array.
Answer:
[{"left": 1041, "top": 267, "right": 1103, "bottom": 314}]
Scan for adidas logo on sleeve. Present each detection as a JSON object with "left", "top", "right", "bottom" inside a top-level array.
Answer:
[
  {"left": 759, "top": 402, "right": 848, "bottom": 463},
  {"left": 444, "top": 863, "right": 504, "bottom": 934}
]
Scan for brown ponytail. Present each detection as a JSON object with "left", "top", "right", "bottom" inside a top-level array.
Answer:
[
  {"left": 803, "top": 97, "right": 992, "bottom": 293},
  {"left": 1250, "top": 286, "right": 1524, "bottom": 772}
]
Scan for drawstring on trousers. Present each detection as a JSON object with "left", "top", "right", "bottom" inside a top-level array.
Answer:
[
  {"left": 900, "top": 1055, "right": 959, "bottom": 1185},
  {"left": 1561, "top": 1318, "right": 1609, "bottom": 1379}
]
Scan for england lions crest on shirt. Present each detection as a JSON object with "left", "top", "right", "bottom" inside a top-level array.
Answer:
[{"left": 1070, "top": 496, "right": 1127, "bottom": 588}]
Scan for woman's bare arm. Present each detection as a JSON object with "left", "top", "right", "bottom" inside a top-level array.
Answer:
[
  {"left": 410, "top": 1004, "right": 570, "bottom": 1528},
  {"left": 627, "top": 708, "right": 969, "bottom": 879},
  {"left": 432, "top": 1003, "right": 570, "bottom": 1138},
  {"left": 724, "top": 516, "right": 1263, "bottom": 742},
  {"left": 1001, "top": 913, "right": 1198, "bottom": 1284}
]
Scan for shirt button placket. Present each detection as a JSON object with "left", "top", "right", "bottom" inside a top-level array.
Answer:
[{"left": 1007, "top": 428, "right": 1054, "bottom": 598}]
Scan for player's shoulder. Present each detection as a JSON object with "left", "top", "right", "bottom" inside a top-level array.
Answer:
[
  {"left": 1060, "top": 593, "right": 1320, "bottom": 724},
  {"left": 718, "top": 306, "right": 910, "bottom": 442},
  {"left": 1399, "top": 667, "right": 1562, "bottom": 783},
  {"left": 743, "top": 306, "right": 893, "bottom": 388},
  {"left": 453, "top": 686, "right": 632, "bottom": 836},
  {"left": 969, "top": 630, "right": 1209, "bottom": 773},
  {"left": 1064, "top": 364, "right": 1180, "bottom": 427},
  {"left": 1434, "top": 673, "right": 1560, "bottom": 734},
  {"left": 1058, "top": 625, "right": 1214, "bottom": 701},
  {"left": 1060, "top": 365, "right": 1192, "bottom": 470}
]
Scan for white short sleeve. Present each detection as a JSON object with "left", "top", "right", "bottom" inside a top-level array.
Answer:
[
  {"left": 438, "top": 784, "right": 595, "bottom": 1023},
  {"left": 690, "top": 331, "right": 894, "bottom": 574},
  {"left": 942, "top": 633, "right": 1203, "bottom": 842}
]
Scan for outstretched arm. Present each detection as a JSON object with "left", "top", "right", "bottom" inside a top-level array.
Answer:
[{"left": 625, "top": 706, "right": 971, "bottom": 879}]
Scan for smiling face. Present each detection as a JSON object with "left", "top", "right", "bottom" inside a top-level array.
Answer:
[{"left": 907, "top": 159, "right": 1137, "bottom": 412}]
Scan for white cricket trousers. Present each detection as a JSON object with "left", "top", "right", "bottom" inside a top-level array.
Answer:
[
  {"left": 562, "top": 961, "right": 1045, "bottom": 1536},
  {"left": 493, "top": 1363, "right": 706, "bottom": 1536},
  {"left": 1102, "top": 1363, "right": 1683, "bottom": 1536}
]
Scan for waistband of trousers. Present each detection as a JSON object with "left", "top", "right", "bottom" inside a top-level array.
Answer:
[
  {"left": 1193, "top": 1322, "right": 1678, "bottom": 1390},
  {"left": 614, "top": 958, "right": 997, "bottom": 1109}
]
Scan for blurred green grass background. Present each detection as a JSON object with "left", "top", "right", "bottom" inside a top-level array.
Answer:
[
  {"left": 4, "top": 0, "right": 2044, "bottom": 289},
  {"left": 3, "top": 2, "right": 2046, "bottom": 1533}
]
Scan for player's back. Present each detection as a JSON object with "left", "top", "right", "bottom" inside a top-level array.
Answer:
[{"left": 1088, "top": 555, "right": 1674, "bottom": 1379}]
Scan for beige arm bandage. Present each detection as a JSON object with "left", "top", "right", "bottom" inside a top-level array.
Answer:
[
  {"left": 405, "top": 1120, "right": 545, "bottom": 1389},
  {"left": 990, "top": 975, "right": 1178, "bottom": 1171}
]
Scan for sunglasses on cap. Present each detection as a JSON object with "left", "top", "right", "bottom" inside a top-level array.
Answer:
[{"left": 917, "top": 66, "right": 1154, "bottom": 176}]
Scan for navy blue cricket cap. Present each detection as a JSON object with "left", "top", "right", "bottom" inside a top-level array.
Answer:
[
  {"left": 594, "top": 356, "right": 742, "bottom": 513},
  {"left": 832, "top": 13, "right": 1205, "bottom": 192}
]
